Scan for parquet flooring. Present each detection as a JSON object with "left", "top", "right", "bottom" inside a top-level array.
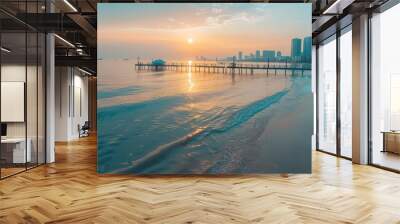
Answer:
[{"left": 1, "top": 135, "right": 400, "bottom": 223}]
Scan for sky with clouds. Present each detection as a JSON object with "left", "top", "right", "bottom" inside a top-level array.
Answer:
[{"left": 98, "top": 3, "right": 311, "bottom": 60}]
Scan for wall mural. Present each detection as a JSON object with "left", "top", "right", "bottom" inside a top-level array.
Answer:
[{"left": 97, "top": 3, "right": 313, "bottom": 174}]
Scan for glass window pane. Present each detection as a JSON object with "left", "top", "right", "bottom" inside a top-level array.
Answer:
[
  {"left": 340, "top": 29, "right": 352, "bottom": 158},
  {"left": 1, "top": 30, "right": 27, "bottom": 177},
  {"left": 371, "top": 4, "right": 400, "bottom": 171},
  {"left": 26, "top": 0, "right": 39, "bottom": 169},
  {"left": 0, "top": 1, "right": 46, "bottom": 179},
  {"left": 27, "top": 31, "right": 38, "bottom": 169},
  {"left": 318, "top": 36, "right": 337, "bottom": 154},
  {"left": 38, "top": 33, "right": 46, "bottom": 165}
]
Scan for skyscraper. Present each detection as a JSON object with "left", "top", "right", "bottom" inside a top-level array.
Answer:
[
  {"left": 262, "top": 50, "right": 276, "bottom": 61},
  {"left": 303, "top": 36, "right": 312, "bottom": 62},
  {"left": 291, "top": 38, "right": 302, "bottom": 61},
  {"left": 238, "top": 51, "right": 243, "bottom": 61},
  {"left": 256, "top": 50, "right": 261, "bottom": 61}
]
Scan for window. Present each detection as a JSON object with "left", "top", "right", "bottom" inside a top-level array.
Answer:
[
  {"left": 370, "top": 3, "right": 400, "bottom": 171},
  {"left": 0, "top": 1, "right": 46, "bottom": 179},
  {"left": 339, "top": 27, "right": 352, "bottom": 158},
  {"left": 317, "top": 35, "right": 337, "bottom": 154}
]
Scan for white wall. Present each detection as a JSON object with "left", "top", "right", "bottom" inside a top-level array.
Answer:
[
  {"left": 1, "top": 82, "right": 25, "bottom": 122},
  {"left": 55, "top": 67, "right": 89, "bottom": 141},
  {"left": 1, "top": 64, "right": 26, "bottom": 81},
  {"left": 71, "top": 73, "right": 89, "bottom": 138},
  {"left": 55, "top": 67, "right": 70, "bottom": 141},
  {"left": 1, "top": 65, "right": 37, "bottom": 138},
  {"left": 1, "top": 65, "right": 26, "bottom": 128}
]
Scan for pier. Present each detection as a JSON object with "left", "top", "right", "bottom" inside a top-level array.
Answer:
[{"left": 135, "top": 61, "right": 311, "bottom": 76}]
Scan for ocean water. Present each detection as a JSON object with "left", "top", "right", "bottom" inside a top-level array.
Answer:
[{"left": 98, "top": 59, "right": 313, "bottom": 174}]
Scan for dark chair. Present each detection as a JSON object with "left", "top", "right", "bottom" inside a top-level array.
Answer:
[{"left": 78, "top": 121, "right": 90, "bottom": 138}]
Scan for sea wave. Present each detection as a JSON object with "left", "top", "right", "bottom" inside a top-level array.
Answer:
[
  {"left": 98, "top": 86, "right": 143, "bottom": 99},
  {"left": 110, "top": 88, "right": 289, "bottom": 173}
]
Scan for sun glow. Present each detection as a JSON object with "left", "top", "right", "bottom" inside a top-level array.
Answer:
[{"left": 187, "top": 37, "right": 193, "bottom": 44}]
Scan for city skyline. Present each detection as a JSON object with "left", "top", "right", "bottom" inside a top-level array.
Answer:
[
  {"left": 98, "top": 4, "right": 311, "bottom": 60},
  {"left": 210, "top": 36, "right": 312, "bottom": 62}
]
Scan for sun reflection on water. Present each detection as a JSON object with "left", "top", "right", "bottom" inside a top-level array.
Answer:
[{"left": 188, "top": 70, "right": 194, "bottom": 92}]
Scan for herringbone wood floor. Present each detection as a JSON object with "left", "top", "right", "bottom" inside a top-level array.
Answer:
[{"left": 1, "top": 135, "right": 400, "bottom": 224}]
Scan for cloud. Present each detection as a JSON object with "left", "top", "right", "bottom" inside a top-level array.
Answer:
[
  {"left": 205, "top": 12, "right": 259, "bottom": 27},
  {"left": 211, "top": 7, "right": 223, "bottom": 14},
  {"left": 195, "top": 9, "right": 208, "bottom": 16}
]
